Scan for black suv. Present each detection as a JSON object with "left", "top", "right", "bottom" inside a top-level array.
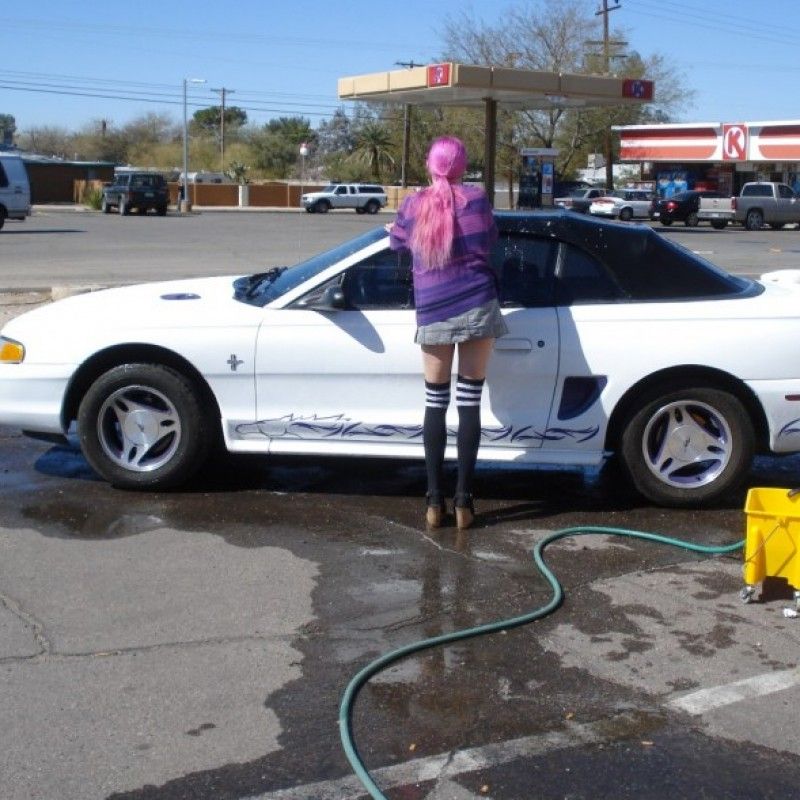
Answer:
[
  {"left": 102, "top": 172, "right": 169, "bottom": 216},
  {"left": 650, "top": 190, "right": 721, "bottom": 227}
]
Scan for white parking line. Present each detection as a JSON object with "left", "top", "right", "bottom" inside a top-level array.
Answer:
[
  {"left": 669, "top": 667, "right": 800, "bottom": 715},
  {"left": 246, "top": 714, "right": 633, "bottom": 799}
]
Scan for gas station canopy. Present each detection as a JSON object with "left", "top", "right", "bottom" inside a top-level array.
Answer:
[
  {"left": 338, "top": 62, "right": 654, "bottom": 110},
  {"left": 338, "top": 62, "right": 654, "bottom": 205}
]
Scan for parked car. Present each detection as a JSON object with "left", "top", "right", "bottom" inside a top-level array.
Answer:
[
  {"left": 101, "top": 172, "right": 169, "bottom": 216},
  {"left": 650, "top": 190, "right": 725, "bottom": 227},
  {"left": 589, "top": 188, "right": 654, "bottom": 221},
  {"left": 732, "top": 182, "right": 800, "bottom": 230},
  {"left": 301, "top": 183, "right": 387, "bottom": 214},
  {"left": 3, "top": 211, "right": 799, "bottom": 508},
  {"left": 0, "top": 153, "right": 31, "bottom": 230},
  {"left": 554, "top": 187, "right": 606, "bottom": 214}
]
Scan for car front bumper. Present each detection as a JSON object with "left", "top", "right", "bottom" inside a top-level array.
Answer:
[{"left": 0, "top": 363, "right": 71, "bottom": 434}]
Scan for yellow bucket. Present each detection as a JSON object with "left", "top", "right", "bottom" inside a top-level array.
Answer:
[{"left": 743, "top": 487, "right": 800, "bottom": 589}]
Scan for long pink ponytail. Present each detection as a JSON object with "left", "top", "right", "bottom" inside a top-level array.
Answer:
[{"left": 410, "top": 136, "right": 468, "bottom": 269}]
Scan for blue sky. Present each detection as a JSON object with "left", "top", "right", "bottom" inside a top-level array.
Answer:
[{"left": 2, "top": 0, "right": 800, "bottom": 132}]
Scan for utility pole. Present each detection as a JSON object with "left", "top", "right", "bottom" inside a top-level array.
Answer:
[
  {"left": 210, "top": 87, "right": 235, "bottom": 172},
  {"left": 589, "top": 0, "right": 625, "bottom": 190},
  {"left": 395, "top": 61, "right": 420, "bottom": 188}
]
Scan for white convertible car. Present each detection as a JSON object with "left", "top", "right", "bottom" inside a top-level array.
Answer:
[{"left": 2, "top": 211, "right": 800, "bottom": 507}]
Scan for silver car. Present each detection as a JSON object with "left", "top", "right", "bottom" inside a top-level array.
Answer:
[{"left": 589, "top": 188, "right": 654, "bottom": 221}]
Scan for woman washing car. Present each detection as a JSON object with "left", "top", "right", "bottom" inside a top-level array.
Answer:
[{"left": 387, "top": 136, "right": 507, "bottom": 530}]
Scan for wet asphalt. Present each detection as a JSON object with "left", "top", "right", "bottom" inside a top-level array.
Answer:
[{"left": 3, "top": 211, "right": 800, "bottom": 799}]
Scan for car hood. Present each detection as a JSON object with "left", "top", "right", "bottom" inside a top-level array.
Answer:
[{"left": 2, "top": 276, "right": 261, "bottom": 342}]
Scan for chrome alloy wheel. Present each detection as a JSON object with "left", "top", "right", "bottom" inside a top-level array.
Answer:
[
  {"left": 641, "top": 399, "right": 732, "bottom": 488},
  {"left": 97, "top": 384, "right": 182, "bottom": 472}
]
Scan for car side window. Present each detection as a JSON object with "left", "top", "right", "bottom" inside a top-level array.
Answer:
[
  {"left": 293, "top": 248, "right": 414, "bottom": 310},
  {"left": 556, "top": 243, "right": 626, "bottom": 305},
  {"left": 340, "top": 249, "right": 413, "bottom": 309},
  {"left": 335, "top": 186, "right": 347, "bottom": 195},
  {"left": 0, "top": 162, "right": 7, "bottom": 188},
  {"left": 779, "top": 184, "right": 794, "bottom": 199},
  {"left": 491, "top": 234, "right": 557, "bottom": 307}
]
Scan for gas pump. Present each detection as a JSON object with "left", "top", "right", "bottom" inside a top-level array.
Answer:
[{"left": 518, "top": 147, "right": 558, "bottom": 209}]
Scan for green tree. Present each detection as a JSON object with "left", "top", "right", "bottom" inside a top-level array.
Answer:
[
  {"left": 0, "top": 114, "right": 16, "bottom": 147},
  {"left": 191, "top": 106, "right": 248, "bottom": 138},
  {"left": 350, "top": 121, "right": 395, "bottom": 182},
  {"left": 248, "top": 116, "right": 314, "bottom": 178}
]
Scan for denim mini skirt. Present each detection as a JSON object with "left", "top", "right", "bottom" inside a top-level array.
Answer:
[{"left": 414, "top": 298, "right": 509, "bottom": 345}]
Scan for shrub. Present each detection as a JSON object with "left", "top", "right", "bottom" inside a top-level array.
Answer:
[{"left": 83, "top": 186, "right": 103, "bottom": 210}]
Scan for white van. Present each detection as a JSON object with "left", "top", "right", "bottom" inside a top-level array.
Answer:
[{"left": 0, "top": 154, "right": 31, "bottom": 230}]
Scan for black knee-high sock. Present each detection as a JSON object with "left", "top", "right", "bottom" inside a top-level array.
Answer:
[
  {"left": 423, "top": 380, "right": 450, "bottom": 500},
  {"left": 455, "top": 375, "right": 484, "bottom": 499}
]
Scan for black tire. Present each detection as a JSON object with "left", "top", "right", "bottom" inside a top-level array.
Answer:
[
  {"left": 156, "top": 205, "right": 167, "bottom": 216},
  {"left": 305, "top": 206, "right": 315, "bottom": 213},
  {"left": 0, "top": 208, "right": 6, "bottom": 230},
  {"left": 101, "top": 198, "right": 111, "bottom": 214},
  {"left": 355, "top": 207, "right": 366, "bottom": 215},
  {"left": 685, "top": 211, "right": 699, "bottom": 227},
  {"left": 745, "top": 209, "right": 763, "bottom": 231},
  {"left": 365, "top": 199, "right": 380, "bottom": 214},
  {"left": 711, "top": 220, "right": 727, "bottom": 230},
  {"left": 618, "top": 385, "right": 754, "bottom": 508},
  {"left": 77, "top": 363, "right": 212, "bottom": 490},
  {"left": 770, "top": 222, "right": 784, "bottom": 230},
  {"left": 660, "top": 218, "right": 673, "bottom": 227},
  {"left": 137, "top": 206, "right": 147, "bottom": 215},
  {"left": 618, "top": 207, "right": 633, "bottom": 222},
  {"left": 314, "top": 200, "right": 331, "bottom": 213},
  {"left": 119, "top": 198, "right": 129, "bottom": 216}
]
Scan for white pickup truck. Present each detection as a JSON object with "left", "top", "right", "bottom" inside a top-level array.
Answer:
[{"left": 696, "top": 195, "right": 734, "bottom": 229}]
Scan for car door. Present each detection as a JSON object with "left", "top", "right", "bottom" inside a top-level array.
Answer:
[
  {"left": 778, "top": 183, "right": 796, "bottom": 223},
  {"left": 252, "top": 233, "right": 560, "bottom": 459}
]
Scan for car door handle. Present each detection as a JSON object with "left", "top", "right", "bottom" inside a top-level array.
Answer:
[{"left": 495, "top": 337, "right": 534, "bottom": 352}]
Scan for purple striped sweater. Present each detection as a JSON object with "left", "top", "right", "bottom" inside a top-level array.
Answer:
[{"left": 388, "top": 184, "right": 499, "bottom": 326}]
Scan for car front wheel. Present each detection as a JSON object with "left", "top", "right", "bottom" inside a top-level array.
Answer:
[
  {"left": 619, "top": 386, "right": 754, "bottom": 507},
  {"left": 685, "top": 211, "right": 699, "bottom": 227},
  {"left": 365, "top": 200, "right": 380, "bottom": 214},
  {"left": 618, "top": 207, "right": 633, "bottom": 222},
  {"left": 77, "top": 363, "right": 211, "bottom": 490}
]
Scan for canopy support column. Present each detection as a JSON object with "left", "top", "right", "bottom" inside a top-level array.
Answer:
[{"left": 484, "top": 98, "right": 497, "bottom": 207}]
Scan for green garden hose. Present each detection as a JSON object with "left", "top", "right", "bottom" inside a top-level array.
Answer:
[{"left": 339, "top": 524, "right": 745, "bottom": 799}]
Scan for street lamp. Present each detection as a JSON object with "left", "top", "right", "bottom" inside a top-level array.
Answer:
[
  {"left": 182, "top": 77, "right": 206, "bottom": 212},
  {"left": 299, "top": 142, "right": 309, "bottom": 208}
]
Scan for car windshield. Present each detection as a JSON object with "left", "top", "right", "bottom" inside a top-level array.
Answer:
[
  {"left": 670, "top": 192, "right": 691, "bottom": 201},
  {"left": 233, "top": 227, "right": 387, "bottom": 306},
  {"left": 321, "top": 184, "right": 337, "bottom": 193}
]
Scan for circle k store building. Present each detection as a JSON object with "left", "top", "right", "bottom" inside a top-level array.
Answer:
[{"left": 615, "top": 120, "right": 800, "bottom": 199}]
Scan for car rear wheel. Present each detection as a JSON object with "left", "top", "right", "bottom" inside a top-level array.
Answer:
[
  {"left": 156, "top": 205, "right": 167, "bottom": 216},
  {"left": 660, "top": 218, "right": 673, "bottom": 226},
  {"left": 314, "top": 200, "right": 331, "bottom": 213},
  {"left": 770, "top": 223, "right": 784, "bottom": 230},
  {"left": 618, "top": 207, "right": 633, "bottom": 222},
  {"left": 0, "top": 208, "right": 6, "bottom": 230},
  {"left": 619, "top": 385, "right": 754, "bottom": 507},
  {"left": 365, "top": 199, "right": 380, "bottom": 214},
  {"left": 745, "top": 209, "right": 764, "bottom": 230},
  {"left": 77, "top": 363, "right": 211, "bottom": 490},
  {"left": 711, "top": 220, "right": 728, "bottom": 230},
  {"left": 685, "top": 212, "right": 699, "bottom": 227}
]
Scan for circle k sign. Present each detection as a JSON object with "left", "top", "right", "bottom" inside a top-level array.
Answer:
[{"left": 722, "top": 124, "right": 748, "bottom": 160}]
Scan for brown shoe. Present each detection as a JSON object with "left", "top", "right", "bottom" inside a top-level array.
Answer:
[
  {"left": 454, "top": 494, "right": 475, "bottom": 530},
  {"left": 425, "top": 493, "right": 446, "bottom": 529}
]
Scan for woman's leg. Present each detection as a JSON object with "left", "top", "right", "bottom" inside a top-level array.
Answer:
[
  {"left": 420, "top": 345, "right": 455, "bottom": 520},
  {"left": 454, "top": 338, "right": 495, "bottom": 525}
]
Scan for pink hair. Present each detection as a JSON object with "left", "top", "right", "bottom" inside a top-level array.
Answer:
[{"left": 410, "top": 136, "right": 468, "bottom": 269}]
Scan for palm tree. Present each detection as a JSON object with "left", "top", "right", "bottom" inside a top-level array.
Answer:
[{"left": 350, "top": 122, "right": 396, "bottom": 182}]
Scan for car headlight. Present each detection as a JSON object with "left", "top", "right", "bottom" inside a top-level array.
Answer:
[{"left": 0, "top": 336, "right": 25, "bottom": 363}]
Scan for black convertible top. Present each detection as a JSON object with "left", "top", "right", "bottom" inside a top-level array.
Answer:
[{"left": 495, "top": 210, "right": 755, "bottom": 301}]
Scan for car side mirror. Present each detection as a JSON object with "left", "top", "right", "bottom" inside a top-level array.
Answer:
[{"left": 310, "top": 286, "right": 347, "bottom": 311}]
